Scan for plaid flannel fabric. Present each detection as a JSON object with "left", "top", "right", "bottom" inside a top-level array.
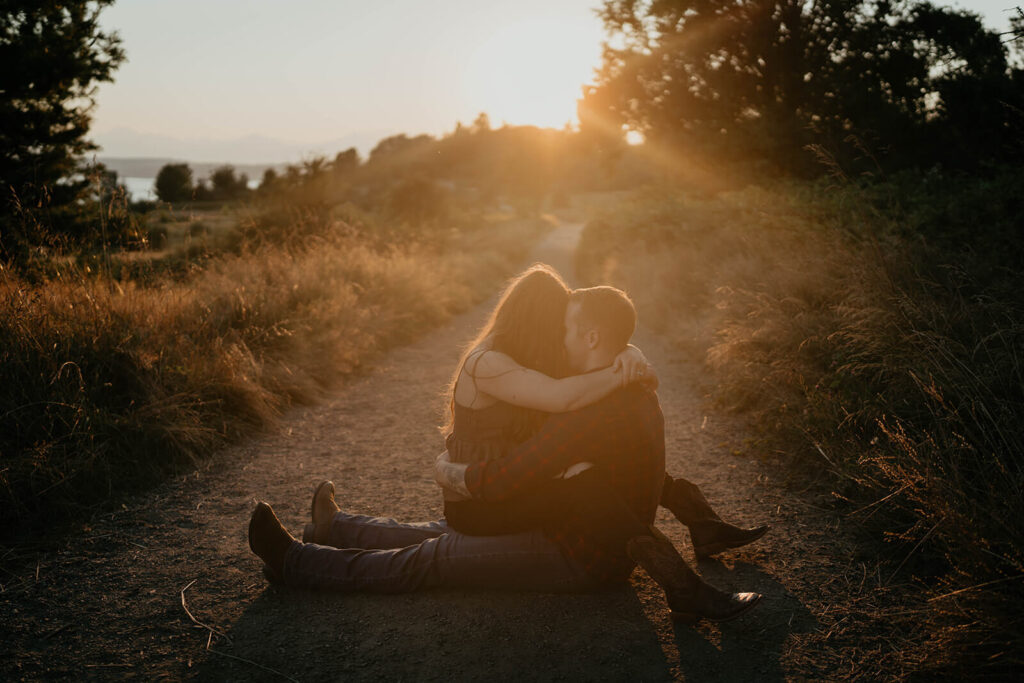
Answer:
[{"left": 464, "top": 384, "right": 666, "bottom": 584}]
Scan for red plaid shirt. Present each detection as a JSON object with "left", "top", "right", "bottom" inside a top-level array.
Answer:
[{"left": 464, "top": 384, "right": 665, "bottom": 584}]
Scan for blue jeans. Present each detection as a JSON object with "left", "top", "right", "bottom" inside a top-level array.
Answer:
[{"left": 282, "top": 511, "right": 598, "bottom": 594}]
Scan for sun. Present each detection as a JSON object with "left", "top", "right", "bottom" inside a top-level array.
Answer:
[{"left": 462, "top": 17, "right": 603, "bottom": 129}]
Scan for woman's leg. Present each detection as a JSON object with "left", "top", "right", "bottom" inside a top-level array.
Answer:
[{"left": 660, "top": 474, "right": 769, "bottom": 558}]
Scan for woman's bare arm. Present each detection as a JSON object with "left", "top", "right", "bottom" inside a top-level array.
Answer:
[{"left": 467, "top": 350, "right": 649, "bottom": 413}]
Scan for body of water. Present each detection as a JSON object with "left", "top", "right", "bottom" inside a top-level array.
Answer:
[
  {"left": 123, "top": 176, "right": 157, "bottom": 200},
  {"left": 121, "top": 176, "right": 260, "bottom": 201}
]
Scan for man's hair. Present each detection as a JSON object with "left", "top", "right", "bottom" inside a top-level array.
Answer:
[{"left": 570, "top": 286, "right": 636, "bottom": 350}]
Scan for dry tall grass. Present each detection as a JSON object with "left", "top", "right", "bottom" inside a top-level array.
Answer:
[
  {"left": 0, "top": 217, "right": 545, "bottom": 545},
  {"left": 576, "top": 172, "right": 1024, "bottom": 675}
]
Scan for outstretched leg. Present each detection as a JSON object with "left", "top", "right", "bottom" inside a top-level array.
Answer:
[
  {"left": 249, "top": 502, "right": 596, "bottom": 594},
  {"left": 301, "top": 480, "right": 448, "bottom": 549},
  {"left": 660, "top": 474, "right": 769, "bottom": 558}
]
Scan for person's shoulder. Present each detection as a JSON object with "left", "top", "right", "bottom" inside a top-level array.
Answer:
[
  {"left": 465, "top": 348, "right": 519, "bottom": 377},
  {"left": 617, "top": 383, "right": 661, "bottom": 411},
  {"left": 621, "top": 385, "right": 663, "bottom": 436}
]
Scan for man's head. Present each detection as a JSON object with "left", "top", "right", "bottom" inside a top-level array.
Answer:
[{"left": 563, "top": 286, "right": 637, "bottom": 372}]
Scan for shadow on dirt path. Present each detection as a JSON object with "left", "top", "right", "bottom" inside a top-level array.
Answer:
[{"left": 2, "top": 221, "right": 833, "bottom": 681}]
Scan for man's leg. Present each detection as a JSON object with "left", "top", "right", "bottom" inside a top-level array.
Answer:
[
  {"left": 249, "top": 499, "right": 761, "bottom": 621},
  {"left": 660, "top": 474, "right": 769, "bottom": 558},
  {"left": 324, "top": 511, "right": 448, "bottom": 549},
  {"left": 282, "top": 527, "right": 597, "bottom": 594},
  {"left": 304, "top": 480, "right": 448, "bottom": 549}
]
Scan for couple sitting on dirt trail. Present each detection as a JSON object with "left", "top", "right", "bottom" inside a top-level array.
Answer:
[{"left": 249, "top": 264, "right": 768, "bottom": 622}]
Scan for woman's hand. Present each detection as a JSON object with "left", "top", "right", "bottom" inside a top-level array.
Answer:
[
  {"left": 613, "top": 344, "right": 650, "bottom": 386},
  {"left": 435, "top": 450, "right": 471, "bottom": 498},
  {"left": 638, "top": 363, "right": 659, "bottom": 390}
]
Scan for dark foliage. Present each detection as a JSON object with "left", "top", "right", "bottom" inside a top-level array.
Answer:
[
  {"left": 0, "top": 1, "right": 125, "bottom": 256},
  {"left": 209, "top": 165, "right": 249, "bottom": 201},
  {"left": 588, "top": 0, "right": 1024, "bottom": 174},
  {"left": 154, "top": 163, "right": 193, "bottom": 203}
]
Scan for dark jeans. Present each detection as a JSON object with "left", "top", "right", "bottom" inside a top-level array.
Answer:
[
  {"left": 444, "top": 468, "right": 654, "bottom": 558},
  {"left": 282, "top": 512, "right": 599, "bottom": 594},
  {"left": 283, "top": 470, "right": 714, "bottom": 593}
]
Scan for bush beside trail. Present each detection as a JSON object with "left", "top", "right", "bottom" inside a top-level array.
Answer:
[
  {"left": 0, "top": 217, "right": 548, "bottom": 548},
  {"left": 575, "top": 168, "right": 1024, "bottom": 676}
]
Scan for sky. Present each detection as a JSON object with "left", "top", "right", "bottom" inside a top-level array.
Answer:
[
  {"left": 93, "top": 0, "right": 607, "bottom": 162},
  {"left": 91, "top": 0, "right": 1020, "bottom": 164}
]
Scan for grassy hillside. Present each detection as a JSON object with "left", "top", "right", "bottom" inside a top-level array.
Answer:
[
  {"left": 0, "top": 211, "right": 549, "bottom": 547},
  {"left": 576, "top": 167, "right": 1024, "bottom": 676}
]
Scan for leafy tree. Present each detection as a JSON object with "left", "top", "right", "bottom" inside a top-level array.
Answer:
[
  {"left": 471, "top": 112, "right": 491, "bottom": 134},
  {"left": 368, "top": 133, "right": 435, "bottom": 166},
  {"left": 0, "top": 0, "right": 125, "bottom": 253},
  {"left": 154, "top": 163, "right": 193, "bottom": 203},
  {"left": 210, "top": 164, "right": 248, "bottom": 200},
  {"left": 192, "top": 178, "right": 213, "bottom": 202},
  {"left": 577, "top": 84, "right": 628, "bottom": 173},
  {"left": 333, "top": 148, "right": 360, "bottom": 175},
  {"left": 388, "top": 176, "right": 448, "bottom": 225},
  {"left": 590, "top": 0, "right": 1022, "bottom": 174},
  {"left": 259, "top": 168, "right": 279, "bottom": 193}
]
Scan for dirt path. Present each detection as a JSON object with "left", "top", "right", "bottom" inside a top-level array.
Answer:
[{"left": 1, "top": 223, "right": 852, "bottom": 681}]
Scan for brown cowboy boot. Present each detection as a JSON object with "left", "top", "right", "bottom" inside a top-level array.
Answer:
[
  {"left": 302, "top": 480, "right": 339, "bottom": 545},
  {"left": 627, "top": 528, "right": 762, "bottom": 623},
  {"left": 661, "top": 476, "right": 769, "bottom": 559},
  {"left": 248, "top": 502, "right": 296, "bottom": 583}
]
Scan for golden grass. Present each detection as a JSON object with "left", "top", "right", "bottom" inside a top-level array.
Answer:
[
  {"left": 0, "top": 217, "right": 546, "bottom": 544},
  {"left": 576, "top": 173, "right": 1024, "bottom": 675}
]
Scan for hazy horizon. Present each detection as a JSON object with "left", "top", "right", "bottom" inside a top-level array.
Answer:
[
  {"left": 92, "top": 0, "right": 1019, "bottom": 165},
  {"left": 92, "top": 0, "right": 607, "bottom": 164},
  {"left": 94, "top": 126, "right": 393, "bottom": 165}
]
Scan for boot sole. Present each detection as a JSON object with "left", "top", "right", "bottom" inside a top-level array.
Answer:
[
  {"left": 693, "top": 526, "right": 769, "bottom": 559},
  {"left": 671, "top": 593, "right": 763, "bottom": 624}
]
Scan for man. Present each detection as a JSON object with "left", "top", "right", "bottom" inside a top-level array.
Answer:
[{"left": 250, "top": 286, "right": 763, "bottom": 621}]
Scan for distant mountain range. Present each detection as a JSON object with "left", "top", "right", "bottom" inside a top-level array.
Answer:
[
  {"left": 92, "top": 126, "right": 397, "bottom": 172},
  {"left": 99, "top": 157, "right": 285, "bottom": 181}
]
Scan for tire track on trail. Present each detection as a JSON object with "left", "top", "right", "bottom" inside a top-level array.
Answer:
[{"left": 1, "top": 221, "right": 830, "bottom": 681}]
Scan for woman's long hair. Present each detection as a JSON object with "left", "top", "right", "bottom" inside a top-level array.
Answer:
[{"left": 442, "top": 263, "right": 571, "bottom": 433}]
